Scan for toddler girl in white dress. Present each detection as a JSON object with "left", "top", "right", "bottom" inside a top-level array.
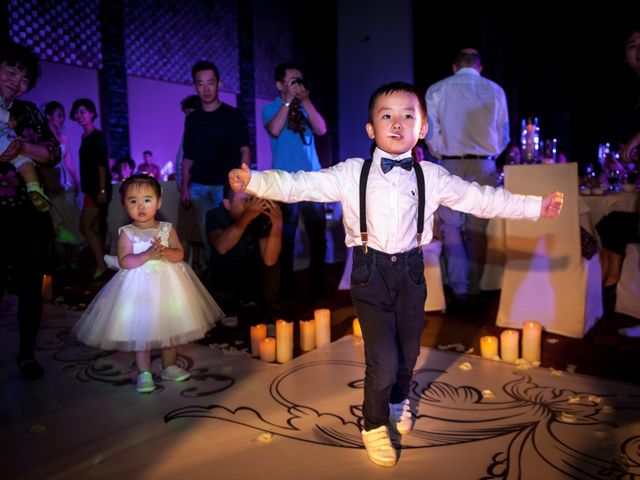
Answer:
[{"left": 74, "top": 174, "right": 223, "bottom": 393}]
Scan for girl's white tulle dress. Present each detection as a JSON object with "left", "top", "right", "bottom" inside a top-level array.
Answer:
[{"left": 73, "top": 222, "right": 223, "bottom": 351}]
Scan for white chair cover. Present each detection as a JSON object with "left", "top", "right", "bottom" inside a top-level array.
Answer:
[
  {"left": 496, "top": 164, "right": 603, "bottom": 338},
  {"left": 615, "top": 243, "right": 640, "bottom": 319}
]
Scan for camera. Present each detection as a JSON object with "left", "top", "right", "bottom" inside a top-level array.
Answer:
[{"left": 291, "top": 78, "right": 310, "bottom": 90}]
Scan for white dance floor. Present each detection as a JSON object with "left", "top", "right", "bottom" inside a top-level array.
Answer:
[{"left": 2, "top": 297, "right": 640, "bottom": 479}]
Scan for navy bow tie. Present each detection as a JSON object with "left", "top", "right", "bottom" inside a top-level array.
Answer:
[{"left": 380, "top": 157, "right": 414, "bottom": 174}]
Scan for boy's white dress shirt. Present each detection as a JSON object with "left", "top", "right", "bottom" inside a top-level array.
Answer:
[{"left": 246, "top": 148, "right": 541, "bottom": 255}]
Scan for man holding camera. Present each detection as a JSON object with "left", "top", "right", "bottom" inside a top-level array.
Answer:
[
  {"left": 262, "top": 62, "right": 328, "bottom": 300},
  {"left": 207, "top": 185, "right": 282, "bottom": 321}
]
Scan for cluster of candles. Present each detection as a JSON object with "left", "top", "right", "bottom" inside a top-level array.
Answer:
[
  {"left": 479, "top": 321, "right": 542, "bottom": 363},
  {"left": 249, "top": 309, "right": 332, "bottom": 363}
]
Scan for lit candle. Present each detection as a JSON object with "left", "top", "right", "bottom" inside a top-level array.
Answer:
[
  {"left": 259, "top": 337, "right": 276, "bottom": 363},
  {"left": 250, "top": 324, "right": 267, "bottom": 357},
  {"left": 276, "top": 320, "right": 293, "bottom": 363},
  {"left": 352, "top": 318, "right": 362, "bottom": 338},
  {"left": 500, "top": 330, "right": 519, "bottom": 363},
  {"left": 480, "top": 335, "right": 498, "bottom": 359},
  {"left": 522, "top": 321, "right": 542, "bottom": 363},
  {"left": 299, "top": 319, "right": 315, "bottom": 351},
  {"left": 42, "top": 274, "right": 53, "bottom": 303},
  {"left": 314, "top": 309, "right": 331, "bottom": 348}
]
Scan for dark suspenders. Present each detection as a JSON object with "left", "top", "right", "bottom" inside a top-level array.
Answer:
[{"left": 358, "top": 158, "right": 425, "bottom": 253}]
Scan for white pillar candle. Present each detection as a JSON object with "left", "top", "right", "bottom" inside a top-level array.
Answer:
[
  {"left": 299, "top": 319, "right": 315, "bottom": 351},
  {"left": 352, "top": 318, "right": 362, "bottom": 338},
  {"left": 314, "top": 309, "right": 331, "bottom": 348},
  {"left": 259, "top": 337, "right": 276, "bottom": 363},
  {"left": 42, "top": 274, "right": 53, "bottom": 303},
  {"left": 276, "top": 320, "right": 294, "bottom": 363},
  {"left": 500, "top": 330, "right": 519, "bottom": 363},
  {"left": 480, "top": 335, "right": 499, "bottom": 359},
  {"left": 522, "top": 321, "right": 542, "bottom": 363},
  {"left": 250, "top": 324, "right": 267, "bottom": 357}
]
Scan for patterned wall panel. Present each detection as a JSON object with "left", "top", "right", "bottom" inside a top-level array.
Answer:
[
  {"left": 8, "top": 0, "right": 102, "bottom": 68},
  {"left": 124, "top": 0, "right": 239, "bottom": 92},
  {"left": 254, "top": 0, "right": 293, "bottom": 99}
]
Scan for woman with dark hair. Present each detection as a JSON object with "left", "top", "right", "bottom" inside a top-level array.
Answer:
[
  {"left": 71, "top": 98, "right": 111, "bottom": 279},
  {"left": 42, "top": 101, "right": 82, "bottom": 268},
  {"left": 0, "top": 41, "right": 61, "bottom": 380}
]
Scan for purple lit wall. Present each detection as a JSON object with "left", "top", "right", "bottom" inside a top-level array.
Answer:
[{"left": 9, "top": 0, "right": 291, "bottom": 173}]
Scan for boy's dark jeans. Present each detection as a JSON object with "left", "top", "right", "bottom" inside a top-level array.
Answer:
[{"left": 349, "top": 246, "right": 426, "bottom": 431}]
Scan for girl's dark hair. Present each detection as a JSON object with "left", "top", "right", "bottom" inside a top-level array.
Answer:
[
  {"left": 70, "top": 98, "right": 98, "bottom": 121},
  {"left": 44, "top": 100, "right": 64, "bottom": 117},
  {"left": 119, "top": 173, "right": 162, "bottom": 202}
]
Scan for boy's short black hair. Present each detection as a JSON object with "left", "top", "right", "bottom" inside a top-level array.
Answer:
[
  {"left": 367, "top": 81, "right": 427, "bottom": 122},
  {"left": 191, "top": 60, "right": 220, "bottom": 83},
  {"left": 0, "top": 41, "right": 41, "bottom": 91},
  {"left": 143, "top": 150, "right": 152, "bottom": 156},
  {"left": 274, "top": 62, "right": 302, "bottom": 82},
  {"left": 180, "top": 94, "right": 200, "bottom": 112},
  {"left": 119, "top": 173, "right": 162, "bottom": 202},
  {"left": 70, "top": 98, "right": 98, "bottom": 121}
]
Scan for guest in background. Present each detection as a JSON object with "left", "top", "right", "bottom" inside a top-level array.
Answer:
[
  {"left": 0, "top": 41, "right": 61, "bottom": 380},
  {"left": 425, "top": 48, "right": 510, "bottom": 305},
  {"left": 175, "top": 94, "right": 199, "bottom": 192},
  {"left": 181, "top": 61, "right": 251, "bottom": 273},
  {"left": 621, "top": 22, "right": 640, "bottom": 163},
  {"left": 42, "top": 100, "right": 83, "bottom": 269},
  {"left": 175, "top": 94, "right": 202, "bottom": 270},
  {"left": 262, "top": 62, "right": 328, "bottom": 299},
  {"left": 207, "top": 185, "right": 282, "bottom": 321},
  {"left": 137, "top": 150, "right": 160, "bottom": 179},
  {"left": 114, "top": 156, "right": 134, "bottom": 181},
  {"left": 71, "top": 98, "right": 111, "bottom": 280},
  {"left": 496, "top": 142, "right": 521, "bottom": 172},
  {"left": 597, "top": 205, "right": 640, "bottom": 293}
]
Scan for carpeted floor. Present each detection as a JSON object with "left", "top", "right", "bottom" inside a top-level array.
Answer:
[{"left": 2, "top": 297, "right": 640, "bottom": 480}]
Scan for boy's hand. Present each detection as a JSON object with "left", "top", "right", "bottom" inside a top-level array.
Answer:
[
  {"left": 229, "top": 163, "right": 251, "bottom": 192},
  {"left": 540, "top": 191, "right": 564, "bottom": 218}
]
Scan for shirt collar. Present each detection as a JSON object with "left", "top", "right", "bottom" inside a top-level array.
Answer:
[
  {"left": 373, "top": 147, "right": 413, "bottom": 165},
  {"left": 454, "top": 67, "right": 481, "bottom": 77}
]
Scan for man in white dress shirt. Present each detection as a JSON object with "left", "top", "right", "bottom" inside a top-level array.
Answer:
[
  {"left": 229, "top": 81, "right": 562, "bottom": 467},
  {"left": 425, "top": 48, "right": 510, "bottom": 304}
]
